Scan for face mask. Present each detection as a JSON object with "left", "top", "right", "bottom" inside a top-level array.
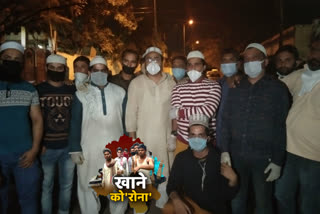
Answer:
[
  {"left": 172, "top": 68, "right": 186, "bottom": 80},
  {"left": 47, "top": 69, "right": 66, "bottom": 82},
  {"left": 146, "top": 61, "right": 161, "bottom": 75},
  {"left": 187, "top": 70, "right": 202, "bottom": 82},
  {"left": 221, "top": 63, "right": 237, "bottom": 77},
  {"left": 130, "top": 151, "right": 136, "bottom": 156},
  {"left": 307, "top": 58, "right": 320, "bottom": 71},
  {"left": 122, "top": 64, "right": 136, "bottom": 75},
  {"left": 188, "top": 137, "right": 207, "bottom": 152},
  {"left": 244, "top": 60, "right": 264, "bottom": 78},
  {"left": 75, "top": 72, "right": 88, "bottom": 85},
  {"left": 0, "top": 60, "right": 23, "bottom": 82},
  {"left": 90, "top": 71, "right": 108, "bottom": 86}
]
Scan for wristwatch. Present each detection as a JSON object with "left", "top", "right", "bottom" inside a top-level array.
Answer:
[{"left": 171, "top": 130, "right": 177, "bottom": 136}]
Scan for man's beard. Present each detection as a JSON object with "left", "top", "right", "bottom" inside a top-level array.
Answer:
[
  {"left": 277, "top": 66, "right": 295, "bottom": 76},
  {"left": 307, "top": 58, "right": 320, "bottom": 71},
  {"left": 0, "top": 60, "right": 23, "bottom": 82}
]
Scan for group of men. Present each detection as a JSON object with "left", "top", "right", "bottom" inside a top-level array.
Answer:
[{"left": 0, "top": 34, "right": 319, "bottom": 214}]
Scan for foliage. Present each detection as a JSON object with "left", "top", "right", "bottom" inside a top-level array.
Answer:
[{"left": 0, "top": 0, "right": 138, "bottom": 58}]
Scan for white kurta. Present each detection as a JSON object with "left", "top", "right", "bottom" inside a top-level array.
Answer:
[
  {"left": 126, "top": 73, "right": 176, "bottom": 208},
  {"left": 76, "top": 83, "right": 125, "bottom": 214}
]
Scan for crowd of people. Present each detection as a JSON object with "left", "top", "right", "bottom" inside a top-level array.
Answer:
[{"left": 0, "top": 33, "right": 319, "bottom": 214}]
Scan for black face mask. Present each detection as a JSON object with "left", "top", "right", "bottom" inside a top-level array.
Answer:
[
  {"left": 122, "top": 64, "right": 136, "bottom": 75},
  {"left": 47, "top": 69, "right": 66, "bottom": 82},
  {"left": 130, "top": 151, "right": 136, "bottom": 156},
  {"left": 0, "top": 60, "right": 23, "bottom": 83},
  {"left": 307, "top": 58, "right": 320, "bottom": 71}
]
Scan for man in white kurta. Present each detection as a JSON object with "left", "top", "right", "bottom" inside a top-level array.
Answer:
[
  {"left": 69, "top": 56, "right": 126, "bottom": 214},
  {"left": 126, "top": 47, "right": 176, "bottom": 209}
]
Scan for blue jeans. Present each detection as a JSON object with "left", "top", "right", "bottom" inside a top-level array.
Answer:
[
  {"left": 0, "top": 152, "right": 40, "bottom": 214},
  {"left": 231, "top": 156, "right": 273, "bottom": 214},
  {"left": 275, "top": 152, "right": 320, "bottom": 214},
  {"left": 40, "top": 147, "right": 75, "bottom": 214}
]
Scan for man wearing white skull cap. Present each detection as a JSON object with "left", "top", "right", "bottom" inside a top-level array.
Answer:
[
  {"left": 170, "top": 50, "right": 221, "bottom": 157},
  {"left": 37, "top": 53, "right": 76, "bottom": 214},
  {"left": 126, "top": 46, "right": 176, "bottom": 209},
  {"left": 69, "top": 55, "right": 126, "bottom": 214},
  {"left": 0, "top": 41, "right": 43, "bottom": 214}
]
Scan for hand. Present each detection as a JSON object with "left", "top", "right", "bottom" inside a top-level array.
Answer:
[
  {"left": 167, "top": 135, "right": 177, "bottom": 152},
  {"left": 226, "top": 74, "right": 242, "bottom": 88},
  {"left": 169, "top": 107, "right": 179, "bottom": 119},
  {"left": 41, "top": 146, "right": 46, "bottom": 155},
  {"left": 221, "top": 163, "right": 237, "bottom": 187},
  {"left": 221, "top": 152, "right": 232, "bottom": 167},
  {"left": 264, "top": 162, "right": 281, "bottom": 182},
  {"left": 19, "top": 148, "right": 38, "bottom": 168},
  {"left": 172, "top": 198, "right": 192, "bottom": 214},
  {"left": 133, "top": 166, "right": 140, "bottom": 173},
  {"left": 107, "top": 160, "right": 116, "bottom": 167},
  {"left": 70, "top": 152, "right": 85, "bottom": 165}
]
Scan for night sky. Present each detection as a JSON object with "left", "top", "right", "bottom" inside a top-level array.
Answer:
[{"left": 133, "top": 0, "right": 320, "bottom": 55}]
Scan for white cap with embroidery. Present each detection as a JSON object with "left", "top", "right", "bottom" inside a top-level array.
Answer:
[
  {"left": 245, "top": 43, "right": 267, "bottom": 57},
  {"left": 90, "top": 56, "right": 107, "bottom": 67},
  {"left": 187, "top": 50, "right": 205, "bottom": 60},
  {"left": 0, "top": 41, "right": 24, "bottom": 54},
  {"left": 142, "top": 46, "right": 162, "bottom": 58},
  {"left": 46, "top": 54, "right": 66, "bottom": 65},
  {"left": 189, "top": 114, "right": 209, "bottom": 128}
]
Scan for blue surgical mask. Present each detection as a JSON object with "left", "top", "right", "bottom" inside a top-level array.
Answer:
[
  {"left": 188, "top": 137, "right": 207, "bottom": 152},
  {"left": 172, "top": 68, "right": 186, "bottom": 80},
  {"left": 221, "top": 63, "right": 237, "bottom": 77},
  {"left": 244, "top": 60, "right": 264, "bottom": 78}
]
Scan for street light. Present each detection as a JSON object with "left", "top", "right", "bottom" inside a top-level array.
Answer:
[
  {"left": 183, "top": 19, "right": 194, "bottom": 55},
  {"left": 195, "top": 40, "right": 200, "bottom": 45}
]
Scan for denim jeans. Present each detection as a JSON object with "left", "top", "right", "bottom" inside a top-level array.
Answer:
[
  {"left": 40, "top": 147, "right": 75, "bottom": 214},
  {"left": 231, "top": 156, "right": 273, "bottom": 214},
  {"left": 0, "top": 152, "right": 40, "bottom": 214},
  {"left": 275, "top": 152, "right": 320, "bottom": 214}
]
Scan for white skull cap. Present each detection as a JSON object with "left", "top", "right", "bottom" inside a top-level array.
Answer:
[
  {"left": 46, "top": 54, "right": 66, "bottom": 65},
  {"left": 90, "top": 55, "right": 107, "bottom": 67},
  {"left": 187, "top": 50, "right": 205, "bottom": 60},
  {"left": 245, "top": 43, "right": 267, "bottom": 57},
  {"left": 189, "top": 114, "right": 209, "bottom": 128},
  {"left": 0, "top": 41, "right": 24, "bottom": 54},
  {"left": 142, "top": 46, "right": 162, "bottom": 58}
]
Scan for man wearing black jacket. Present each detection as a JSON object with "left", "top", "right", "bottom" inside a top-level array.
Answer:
[{"left": 164, "top": 114, "right": 238, "bottom": 214}]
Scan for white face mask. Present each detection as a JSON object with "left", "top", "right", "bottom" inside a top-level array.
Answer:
[
  {"left": 221, "top": 63, "right": 237, "bottom": 77},
  {"left": 187, "top": 70, "right": 202, "bottom": 82},
  {"left": 75, "top": 72, "right": 88, "bottom": 86},
  {"left": 146, "top": 61, "right": 161, "bottom": 75},
  {"left": 244, "top": 60, "right": 264, "bottom": 78},
  {"left": 90, "top": 71, "right": 108, "bottom": 86}
]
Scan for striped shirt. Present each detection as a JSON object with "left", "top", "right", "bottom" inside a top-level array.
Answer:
[{"left": 171, "top": 78, "right": 221, "bottom": 144}]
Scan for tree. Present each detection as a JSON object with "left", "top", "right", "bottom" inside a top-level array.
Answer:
[{"left": 0, "top": 0, "right": 138, "bottom": 58}]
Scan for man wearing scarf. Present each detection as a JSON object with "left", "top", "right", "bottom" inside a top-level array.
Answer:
[{"left": 275, "top": 36, "right": 320, "bottom": 214}]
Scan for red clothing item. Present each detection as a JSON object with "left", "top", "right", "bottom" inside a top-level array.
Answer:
[{"left": 171, "top": 78, "right": 221, "bottom": 144}]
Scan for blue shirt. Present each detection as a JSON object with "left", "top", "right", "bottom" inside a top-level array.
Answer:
[
  {"left": 216, "top": 77, "right": 230, "bottom": 148},
  {"left": 0, "top": 81, "right": 39, "bottom": 154},
  {"left": 220, "top": 75, "right": 290, "bottom": 165}
]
